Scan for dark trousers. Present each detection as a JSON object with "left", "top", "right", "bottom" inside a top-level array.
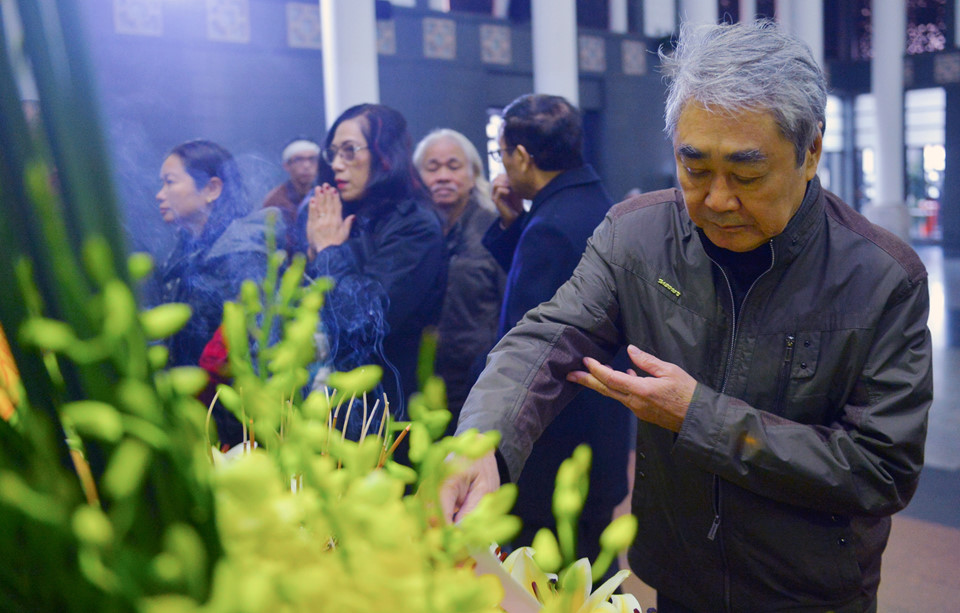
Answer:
[{"left": 656, "top": 594, "right": 878, "bottom": 613}]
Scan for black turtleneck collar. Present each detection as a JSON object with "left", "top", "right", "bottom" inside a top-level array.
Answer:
[{"left": 697, "top": 179, "right": 818, "bottom": 313}]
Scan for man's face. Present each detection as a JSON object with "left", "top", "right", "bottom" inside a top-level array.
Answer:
[
  {"left": 498, "top": 134, "right": 536, "bottom": 200},
  {"left": 674, "top": 102, "right": 821, "bottom": 252},
  {"left": 284, "top": 151, "right": 319, "bottom": 192}
]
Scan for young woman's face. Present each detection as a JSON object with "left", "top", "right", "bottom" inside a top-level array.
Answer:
[
  {"left": 156, "top": 154, "right": 213, "bottom": 234},
  {"left": 329, "top": 118, "right": 372, "bottom": 202}
]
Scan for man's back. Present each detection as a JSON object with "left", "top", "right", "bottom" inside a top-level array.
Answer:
[{"left": 483, "top": 164, "right": 634, "bottom": 564}]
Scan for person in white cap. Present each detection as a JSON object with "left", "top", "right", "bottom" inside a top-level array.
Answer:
[{"left": 263, "top": 135, "right": 322, "bottom": 248}]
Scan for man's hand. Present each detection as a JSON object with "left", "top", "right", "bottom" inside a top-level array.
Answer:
[
  {"left": 306, "top": 183, "right": 355, "bottom": 257},
  {"left": 567, "top": 344, "right": 696, "bottom": 432},
  {"left": 491, "top": 174, "right": 525, "bottom": 230},
  {"left": 439, "top": 450, "right": 500, "bottom": 524}
]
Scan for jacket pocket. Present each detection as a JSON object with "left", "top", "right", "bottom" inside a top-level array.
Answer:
[
  {"left": 774, "top": 331, "right": 825, "bottom": 421},
  {"left": 725, "top": 490, "right": 863, "bottom": 607}
]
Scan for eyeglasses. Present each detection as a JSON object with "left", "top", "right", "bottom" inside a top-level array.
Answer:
[
  {"left": 489, "top": 148, "right": 511, "bottom": 163},
  {"left": 322, "top": 142, "right": 369, "bottom": 164}
]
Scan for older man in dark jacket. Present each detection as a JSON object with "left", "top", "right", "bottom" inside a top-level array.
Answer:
[
  {"left": 483, "top": 93, "right": 634, "bottom": 575},
  {"left": 444, "top": 22, "right": 933, "bottom": 613}
]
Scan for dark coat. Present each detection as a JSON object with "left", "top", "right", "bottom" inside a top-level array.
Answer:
[
  {"left": 304, "top": 196, "right": 447, "bottom": 415},
  {"left": 436, "top": 197, "right": 505, "bottom": 426},
  {"left": 159, "top": 207, "right": 281, "bottom": 368},
  {"left": 482, "top": 164, "right": 633, "bottom": 559}
]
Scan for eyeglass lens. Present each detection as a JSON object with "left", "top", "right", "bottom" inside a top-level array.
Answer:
[{"left": 323, "top": 143, "right": 365, "bottom": 164}]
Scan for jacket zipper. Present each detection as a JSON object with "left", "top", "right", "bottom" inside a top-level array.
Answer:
[
  {"left": 776, "top": 335, "right": 796, "bottom": 414},
  {"left": 706, "top": 241, "right": 776, "bottom": 613}
]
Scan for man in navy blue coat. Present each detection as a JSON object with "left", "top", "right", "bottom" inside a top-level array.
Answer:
[{"left": 481, "top": 93, "right": 634, "bottom": 571}]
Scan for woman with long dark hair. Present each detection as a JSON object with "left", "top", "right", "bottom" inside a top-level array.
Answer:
[
  {"left": 301, "top": 104, "right": 446, "bottom": 417},
  {"left": 156, "top": 139, "right": 281, "bottom": 439}
]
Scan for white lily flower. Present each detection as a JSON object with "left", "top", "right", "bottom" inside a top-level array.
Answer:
[{"left": 502, "top": 546, "right": 557, "bottom": 604}]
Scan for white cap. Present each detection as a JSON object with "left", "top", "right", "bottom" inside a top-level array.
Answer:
[{"left": 282, "top": 139, "right": 321, "bottom": 163}]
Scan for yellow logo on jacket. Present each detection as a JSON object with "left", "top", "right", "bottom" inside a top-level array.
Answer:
[{"left": 658, "top": 278, "right": 681, "bottom": 298}]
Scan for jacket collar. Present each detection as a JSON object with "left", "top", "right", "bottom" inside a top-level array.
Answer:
[
  {"left": 530, "top": 164, "right": 602, "bottom": 213},
  {"left": 768, "top": 175, "right": 824, "bottom": 267}
]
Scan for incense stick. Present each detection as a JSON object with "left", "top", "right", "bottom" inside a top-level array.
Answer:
[
  {"left": 360, "top": 399, "right": 381, "bottom": 443},
  {"left": 379, "top": 424, "right": 410, "bottom": 468}
]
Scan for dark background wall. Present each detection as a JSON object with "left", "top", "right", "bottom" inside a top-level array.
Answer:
[{"left": 75, "top": 1, "right": 671, "bottom": 260}]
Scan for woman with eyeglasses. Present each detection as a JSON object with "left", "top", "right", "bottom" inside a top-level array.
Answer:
[
  {"left": 301, "top": 104, "right": 446, "bottom": 417},
  {"left": 413, "top": 129, "right": 504, "bottom": 432}
]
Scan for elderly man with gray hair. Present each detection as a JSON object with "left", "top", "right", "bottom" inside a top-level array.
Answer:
[{"left": 441, "top": 20, "right": 932, "bottom": 613}]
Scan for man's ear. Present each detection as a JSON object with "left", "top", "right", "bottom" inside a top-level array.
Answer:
[
  {"left": 514, "top": 144, "right": 534, "bottom": 171},
  {"left": 803, "top": 123, "right": 823, "bottom": 180}
]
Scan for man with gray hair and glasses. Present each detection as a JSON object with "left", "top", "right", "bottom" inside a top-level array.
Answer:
[{"left": 441, "top": 20, "right": 932, "bottom": 613}]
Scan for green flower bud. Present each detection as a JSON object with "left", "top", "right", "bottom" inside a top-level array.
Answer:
[
  {"left": 383, "top": 461, "right": 418, "bottom": 484},
  {"left": 127, "top": 252, "right": 154, "bottom": 281},
  {"left": 82, "top": 236, "right": 116, "bottom": 286},
  {"left": 0, "top": 472, "right": 67, "bottom": 526},
  {"left": 102, "top": 281, "right": 137, "bottom": 339},
  {"left": 147, "top": 345, "right": 169, "bottom": 369},
  {"left": 553, "top": 489, "right": 582, "bottom": 519},
  {"left": 116, "top": 379, "right": 161, "bottom": 421},
  {"left": 278, "top": 259, "right": 306, "bottom": 304},
  {"left": 449, "top": 430, "right": 501, "bottom": 459},
  {"left": 221, "top": 302, "right": 250, "bottom": 358},
  {"left": 20, "top": 317, "right": 77, "bottom": 352},
  {"left": 327, "top": 365, "right": 383, "bottom": 398},
  {"left": 531, "top": 529, "right": 562, "bottom": 573},
  {"left": 139, "top": 303, "right": 192, "bottom": 340},
  {"left": 301, "top": 391, "right": 331, "bottom": 422},
  {"left": 482, "top": 515, "right": 522, "bottom": 544},
  {"left": 600, "top": 513, "right": 638, "bottom": 553},
  {"left": 167, "top": 367, "right": 209, "bottom": 397},
  {"left": 572, "top": 444, "right": 592, "bottom": 471},
  {"left": 407, "top": 422, "right": 430, "bottom": 463},
  {"left": 240, "top": 280, "right": 262, "bottom": 315},
  {"left": 61, "top": 401, "right": 124, "bottom": 442},
  {"left": 103, "top": 439, "right": 152, "bottom": 499},
  {"left": 216, "top": 384, "right": 241, "bottom": 411},
  {"left": 151, "top": 552, "right": 182, "bottom": 584},
  {"left": 72, "top": 505, "right": 114, "bottom": 548},
  {"left": 163, "top": 524, "right": 207, "bottom": 598},
  {"left": 422, "top": 376, "right": 447, "bottom": 411}
]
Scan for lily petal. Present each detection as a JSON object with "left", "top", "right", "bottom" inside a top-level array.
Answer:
[
  {"left": 608, "top": 592, "right": 644, "bottom": 613},
  {"left": 576, "top": 569, "right": 631, "bottom": 613}
]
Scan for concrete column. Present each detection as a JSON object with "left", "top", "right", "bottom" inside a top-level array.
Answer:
[
  {"left": 610, "top": 0, "right": 628, "bottom": 34},
  {"left": 776, "top": 0, "right": 823, "bottom": 69},
  {"left": 863, "top": 0, "right": 909, "bottom": 239},
  {"left": 644, "top": 0, "right": 675, "bottom": 38},
  {"left": 531, "top": 0, "right": 579, "bottom": 105},
  {"left": 739, "top": 0, "right": 756, "bottom": 22},
  {"left": 320, "top": 0, "right": 380, "bottom": 129},
  {"left": 679, "top": 0, "right": 718, "bottom": 26}
]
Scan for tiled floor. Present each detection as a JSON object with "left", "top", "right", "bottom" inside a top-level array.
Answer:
[{"left": 617, "top": 245, "right": 960, "bottom": 612}]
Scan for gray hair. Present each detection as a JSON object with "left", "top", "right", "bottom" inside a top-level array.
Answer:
[
  {"left": 413, "top": 128, "right": 494, "bottom": 211},
  {"left": 660, "top": 20, "right": 826, "bottom": 166}
]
